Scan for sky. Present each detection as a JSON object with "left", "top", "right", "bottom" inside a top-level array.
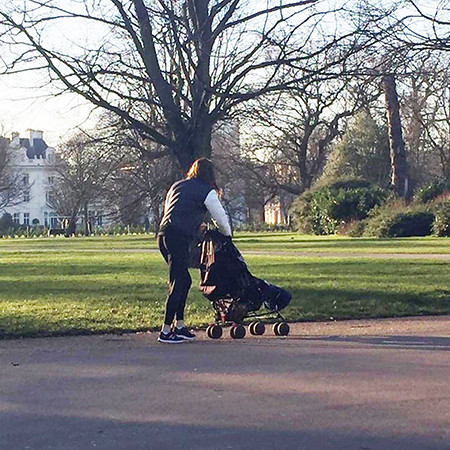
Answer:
[
  {"left": 0, "top": 68, "right": 98, "bottom": 148},
  {"left": 0, "top": 0, "right": 361, "bottom": 148},
  {"left": 0, "top": 0, "right": 444, "bottom": 148}
]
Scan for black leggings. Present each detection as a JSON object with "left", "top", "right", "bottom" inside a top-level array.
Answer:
[{"left": 157, "top": 227, "right": 192, "bottom": 326}]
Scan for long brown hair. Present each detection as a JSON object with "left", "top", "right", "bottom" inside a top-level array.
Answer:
[{"left": 186, "top": 158, "right": 219, "bottom": 191}]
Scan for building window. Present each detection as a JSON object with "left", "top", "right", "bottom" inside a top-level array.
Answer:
[
  {"left": 46, "top": 191, "right": 56, "bottom": 205},
  {"left": 48, "top": 176, "right": 54, "bottom": 184},
  {"left": 13, "top": 213, "right": 20, "bottom": 224},
  {"left": 23, "top": 191, "right": 30, "bottom": 202},
  {"left": 50, "top": 215, "right": 59, "bottom": 228},
  {"left": 24, "top": 213, "right": 30, "bottom": 226},
  {"left": 23, "top": 174, "right": 29, "bottom": 185},
  {"left": 44, "top": 212, "right": 48, "bottom": 227}
]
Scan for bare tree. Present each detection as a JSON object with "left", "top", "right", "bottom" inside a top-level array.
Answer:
[
  {"left": 0, "top": 0, "right": 372, "bottom": 172},
  {"left": 399, "top": 1, "right": 450, "bottom": 52},
  {"left": 398, "top": 52, "right": 450, "bottom": 184},
  {"left": 0, "top": 136, "right": 25, "bottom": 210},
  {"left": 104, "top": 148, "right": 179, "bottom": 232},
  {"left": 48, "top": 131, "right": 123, "bottom": 235},
  {"left": 371, "top": 1, "right": 450, "bottom": 186},
  {"left": 242, "top": 69, "right": 380, "bottom": 199},
  {"left": 384, "top": 73, "right": 410, "bottom": 198}
]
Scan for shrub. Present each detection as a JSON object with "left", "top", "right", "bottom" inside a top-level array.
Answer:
[
  {"left": 415, "top": 179, "right": 450, "bottom": 203},
  {"left": 432, "top": 199, "right": 450, "bottom": 237},
  {"left": 326, "top": 179, "right": 372, "bottom": 190},
  {"left": 387, "top": 212, "right": 435, "bottom": 237},
  {"left": 290, "top": 179, "right": 387, "bottom": 235},
  {"left": 364, "top": 202, "right": 435, "bottom": 237},
  {"left": 290, "top": 189, "right": 337, "bottom": 235},
  {"left": 0, "top": 213, "right": 14, "bottom": 234},
  {"left": 337, "top": 219, "right": 367, "bottom": 237},
  {"left": 104, "top": 224, "right": 149, "bottom": 235}
]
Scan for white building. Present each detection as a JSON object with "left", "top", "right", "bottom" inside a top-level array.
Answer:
[
  {"left": 3, "top": 130, "right": 59, "bottom": 228},
  {"left": 264, "top": 201, "right": 283, "bottom": 225}
]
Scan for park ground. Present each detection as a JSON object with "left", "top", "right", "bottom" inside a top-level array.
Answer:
[
  {"left": 1, "top": 316, "right": 450, "bottom": 450},
  {"left": 0, "top": 232, "right": 450, "bottom": 338},
  {"left": 1, "top": 233, "right": 450, "bottom": 449}
]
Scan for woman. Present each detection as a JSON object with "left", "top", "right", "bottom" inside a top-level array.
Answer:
[{"left": 157, "top": 158, "right": 231, "bottom": 344}]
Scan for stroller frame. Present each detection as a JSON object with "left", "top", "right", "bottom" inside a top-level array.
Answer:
[
  {"left": 205, "top": 281, "right": 290, "bottom": 340},
  {"left": 207, "top": 298, "right": 290, "bottom": 339},
  {"left": 200, "top": 229, "right": 291, "bottom": 340}
]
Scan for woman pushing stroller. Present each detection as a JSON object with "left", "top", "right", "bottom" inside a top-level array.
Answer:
[{"left": 157, "top": 158, "right": 231, "bottom": 344}]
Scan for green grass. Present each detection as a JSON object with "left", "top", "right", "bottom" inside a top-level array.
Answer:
[
  {"left": 0, "top": 233, "right": 159, "bottom": 250},
  {"left": 1, "top": 233, "right": 450, "bottom": 338},
  {"left": 1, "top": 232, "right": 450, "bottom": 253},
  {"left": 234, "top": 233, "right": 450, "bottom": 254}
]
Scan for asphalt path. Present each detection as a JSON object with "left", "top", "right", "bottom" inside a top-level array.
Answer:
[{"left": 1, "top": 316, "right": 450, "bottom": 450}]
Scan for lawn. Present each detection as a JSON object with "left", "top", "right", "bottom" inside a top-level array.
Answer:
[
  {"left": 0, "top": 233, "right": 449, "bottom": 338},
  {"left": 235, "top": 233, "right": 450, "bottom": 254},
  {"left": 1, "top": 232, "right": 450, "bottom": 254}
]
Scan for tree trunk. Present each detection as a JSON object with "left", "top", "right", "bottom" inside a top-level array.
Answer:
[
  {"left": 384, "top": 74, "right": 410, "bottom": 199},
  {"left": 65, "top": 211, "right": 78, "bottom": 237},
  {"left": 175, "top": 118, "right": 213, "bottom": 174},
  {"left": 151, "top": 204, "right": 161, "bottom": 237},
  {"left": 83, "top": 204, "right": 90, "bottom": 236}
]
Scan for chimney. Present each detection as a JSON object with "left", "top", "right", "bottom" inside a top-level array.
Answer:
[{"left": 28, "top": 129, "right": 43, "bottom": 147}]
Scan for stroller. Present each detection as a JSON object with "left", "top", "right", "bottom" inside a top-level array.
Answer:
[{"left": 199, "top": 230, "right": 291, "bottom": 339}]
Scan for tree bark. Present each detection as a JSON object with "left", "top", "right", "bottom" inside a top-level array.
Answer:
[
  {"left": 83, "top": 204, "right": 90, "bottom": 237},
  {"left": 384, "top": 74, "right": 410, "bottom": 199},
  {"left": 175, "top": 117, "right": 213, "bottom": 173},
  {"left": 66, "top": 212, "right": 78, "bottom": 237}
]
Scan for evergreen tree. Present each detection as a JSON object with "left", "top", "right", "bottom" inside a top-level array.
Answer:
[{"left": 321, "top": 111, "right": 390, "bottom": 187}]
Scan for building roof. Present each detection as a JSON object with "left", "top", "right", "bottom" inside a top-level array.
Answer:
[{"left": 20, "top": 138, "right": 48, "bottom": 159}]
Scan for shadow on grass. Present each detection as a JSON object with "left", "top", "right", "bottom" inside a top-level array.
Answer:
[
  {"left": 286, "top": 283, "right": 450, "bottom": 318},
  {"left": 1, "top": 282, "right": 449, "bottom": 339},
  {"left": 1, "top": 254, "right": 449, "bottom": 338},
  {"left": 0, "top": 261, "right": 161, "bottom": 276}
]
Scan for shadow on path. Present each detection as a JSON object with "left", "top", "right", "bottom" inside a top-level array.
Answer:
[
  {"left": 298, "top": 334, "right": 450, "bottom": 351},
  {"left": 2, "top": 412, "right": 448, "bottom": 450}
]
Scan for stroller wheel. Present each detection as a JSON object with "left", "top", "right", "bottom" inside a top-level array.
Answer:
[
  {"left": 274, "top": 322, "right": 290, "bottom": 337},
  {"left": 230, "top": 325, "right": 246, "bottom": 339},
  {"left": 207, "top": 325, "right": 223, "bottom": 339},
  {"left": 250, "top": 321, "right": 265, "bottom": 336},
  {"left": 273, "top": 323, "right": 281, "bottom": 336},
  {"left": 278, "top": 322, "right": 290, "bottom": 336}
]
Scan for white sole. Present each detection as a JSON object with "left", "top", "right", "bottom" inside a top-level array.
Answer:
[
  {"left": 157, "top": 338, "right": 185, "bottom": 344},
  {"left": 176, "top": 335, "right": 195, "bottom": 341}
]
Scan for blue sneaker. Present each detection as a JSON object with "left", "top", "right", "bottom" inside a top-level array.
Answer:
[
  {"left": 175, "top": 327, "right": 196, "bottom": 341},
  {"left": 158, "top": 331, "right": 185, "bottom": 344}
]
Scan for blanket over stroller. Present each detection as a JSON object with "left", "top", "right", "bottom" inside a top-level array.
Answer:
[{"left": 199, "top": 230, "right": 291, "bottom": 315}]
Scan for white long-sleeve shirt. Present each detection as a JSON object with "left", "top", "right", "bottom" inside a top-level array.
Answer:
[{"left": 204, "top": 190, "right": 232, "bottom": 236}]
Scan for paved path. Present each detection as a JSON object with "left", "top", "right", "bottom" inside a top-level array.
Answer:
[
  {"left": 2, "top": 246, "right": 450, "bottom": 259},
  {"left": 2, "top": 316, "right": 450, "bottom": 450}
]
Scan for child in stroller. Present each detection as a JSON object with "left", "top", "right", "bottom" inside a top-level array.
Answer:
[{"left": 199, "top": 230, "right": 291, "bottom": 339}]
